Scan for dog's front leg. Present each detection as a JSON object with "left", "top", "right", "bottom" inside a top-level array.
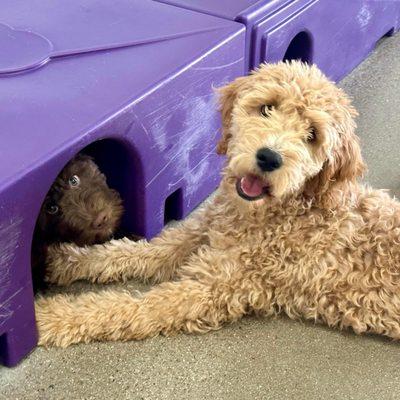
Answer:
[
  {"left": 45, "top": 211, "right": 207, "bottom": 286},
  {"left": 37, "top": 247, "right": 277, "bottom": 347},
  {"left": 36, "top": 278, "right": 240, "bottom": 347}
]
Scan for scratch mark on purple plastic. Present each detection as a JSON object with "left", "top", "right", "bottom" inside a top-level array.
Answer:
[
  {"left": 193, "top": 57, "right": 244, "bottom": 71},
  {"left": 0, "top": 216, "right": 23, "bottom": 322},
  {"left": 145, "top": 151, "right": 182, "bottom": 188},
  {"left": 133, "top": 112, "right": 151, "bottom": 138},
  {"left": 147, "top": 89, "right": 219, "bottom": 191},
  {"left": 0, "top": 288, "right": 23, "bottom": 327},
  {"left": 358, "top": 4, "right": 372, "bottom": 29}
]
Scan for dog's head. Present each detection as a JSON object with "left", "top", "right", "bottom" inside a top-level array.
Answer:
[
  {"left": 217, "top": 61, "right": 366, "bottom": 208},
  {"left": 38, "top": 154, "right": 124, "bottom": 246}
]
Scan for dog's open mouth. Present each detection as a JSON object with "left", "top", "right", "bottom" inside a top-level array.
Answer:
[{"left": 236, "top": 174, "right": 271, "bottom": 201}]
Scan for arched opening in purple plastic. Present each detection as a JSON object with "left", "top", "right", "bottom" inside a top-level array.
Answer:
[
  {"left": 384, "top": 27, "right": 395, "bottom": 37},
  {"left": 164, "top": 188, "right": 183, "bottom": 225},
  {"left": 30, "top": 138, "right": 143, "bottom": 292},
  {"left": 283, "top": 31, "right": 313, "bottom": 64},
  {"left": 375, "top": 27, "right": 395, "bottom": 48},
  {"left": 82, "top": 138, "right": 143, "bottom": 235}
]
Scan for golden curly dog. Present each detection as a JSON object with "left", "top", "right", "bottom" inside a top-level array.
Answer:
[{"left": 36, "top": 61, "right": 400, "bottom": 348}]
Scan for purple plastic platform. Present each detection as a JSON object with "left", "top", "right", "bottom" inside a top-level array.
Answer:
[
  {"left": 155, "top": 0, "right": 400, "bottom": 80},
  {"left": 1, "top": 0, "right": 399, "bottom": 367},
  {"left": 0, "top": 0, "right": 245, "bottom": 366}
]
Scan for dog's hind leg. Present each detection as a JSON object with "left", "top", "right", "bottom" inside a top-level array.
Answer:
[
  {"left": 36, "top": 278, "right": 246, "bottom": 348},
  {"left": 45, "top": 213, "right": 207, "bottom": 286}
]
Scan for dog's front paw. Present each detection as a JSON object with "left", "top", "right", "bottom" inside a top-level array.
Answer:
[
  {"left": 45, "top": 243, "right": 87, "bottom": 286},
  {"left": 35, "top": 295, "right": 83, "bottom": 348}
]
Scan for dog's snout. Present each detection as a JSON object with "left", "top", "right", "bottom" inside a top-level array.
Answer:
[
  {"left": 92, "top": 211, "right": 109, "bottom": 230},
  {"left": 256, "top": 148, "right": 282, "bottom": 172}
]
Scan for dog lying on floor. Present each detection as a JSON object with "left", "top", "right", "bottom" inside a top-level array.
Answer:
[{"left": 36, "top": 61, "right": 400, "bottom": 347}]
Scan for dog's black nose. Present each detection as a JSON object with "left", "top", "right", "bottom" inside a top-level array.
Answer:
[{"left": 256, "top": 148, "right": 282, "bottom": 172}]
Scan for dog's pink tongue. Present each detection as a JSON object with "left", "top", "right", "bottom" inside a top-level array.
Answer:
[{"left": 240, "top": 175, "right": 265, "bottom": 198}]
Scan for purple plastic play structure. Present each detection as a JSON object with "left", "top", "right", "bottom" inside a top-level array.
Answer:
[
  {"left": 156, "top": 0, "right": 400, "bottom": 80},
  {"left": 0, "top": 0, "right": 399, "bottom": 367}
]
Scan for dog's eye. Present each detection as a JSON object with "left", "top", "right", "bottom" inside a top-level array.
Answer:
[
  {"left": 68, "top": 175, "right": 80, "bottom": 187},
  {"left": 46, "top": 204, "right": 59, "bottom": 215},
  {"left": 307, "top": 127, "right": 317, "bottom": 143},
  {"left": 260, "top": 104, "right": 273, "bottom": 117}
]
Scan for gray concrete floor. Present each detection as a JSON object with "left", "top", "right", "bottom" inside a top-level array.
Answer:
[{"left": 1, "top": 34, "right": 400, "bottom": 400}]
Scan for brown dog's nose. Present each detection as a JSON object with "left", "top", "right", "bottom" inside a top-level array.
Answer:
[
  {"left": 92, "top": 211, "right": 109, "bottom": 229},
  {"left": 256, "top": 148, "right": 282, "bottom": 172}
]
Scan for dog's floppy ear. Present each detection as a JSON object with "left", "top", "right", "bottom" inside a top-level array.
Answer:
[
  {"left": 305, "top": 103, "right": 366, "bottom": 206},
  {"left": 216, "top": 76, "right": 248, "bottom": 155},
  {"left": 331, "top": 106, "right": 365, "bottom": 184}
]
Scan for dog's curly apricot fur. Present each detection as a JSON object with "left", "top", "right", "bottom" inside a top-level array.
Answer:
[{"left": 35, "top": 62, "right": 400, "bottom": 348}]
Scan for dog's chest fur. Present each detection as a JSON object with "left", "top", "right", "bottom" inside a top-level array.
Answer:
[
  {"left": 207, "top": 192, "right": 361, "bottom": 257},
  {"left": 201, "top": 188, "right": 400, "bottom": 316}
]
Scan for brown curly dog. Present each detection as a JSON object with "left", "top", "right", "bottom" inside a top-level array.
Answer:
[
  {"left": 36, "top": 61, "right": 400, "bottom": 348},
  {"left": 31, "top": 154, "right": 124, "bottom": 292}
]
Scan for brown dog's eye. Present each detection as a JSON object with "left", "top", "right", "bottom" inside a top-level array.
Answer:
[
  {"left": 68, "top": 175, "right": 80, "bottom": 187},
  {"left": 307, "top": 127, "right": 317, "bottom": 143},
  {"left": 46, "top": 204, "right": 59, "bottom": 215},
  {"left": 260, "top": 104, "right": 273, "bottom": 117}
]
